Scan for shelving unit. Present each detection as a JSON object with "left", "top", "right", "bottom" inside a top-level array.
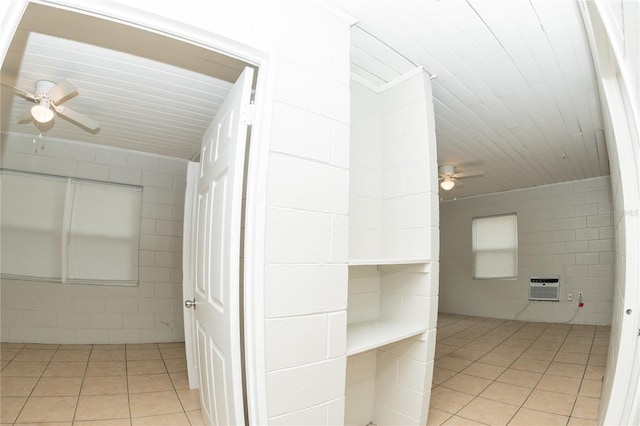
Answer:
[
  {"left": 344, "top": 68, "right": 439, "bottom": 426},
  {"left": 346, "top": 320, "right": 428, "bottom": 356}
]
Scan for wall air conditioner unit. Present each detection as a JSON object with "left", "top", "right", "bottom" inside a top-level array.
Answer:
[{"left": 529, "top": 276, "right": 560, "bottom": 301}]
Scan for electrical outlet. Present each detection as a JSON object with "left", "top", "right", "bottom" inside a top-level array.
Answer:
[{"left": 568, "top": 293, "right": 573, "bottom": 301}]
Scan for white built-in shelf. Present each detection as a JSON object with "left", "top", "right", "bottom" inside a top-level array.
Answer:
[
  {"left": 348, "top": 259, "right": 429, "bottom": 266},
  {"left": 346, "top": 320, "right": 428, "bottom": 356}
]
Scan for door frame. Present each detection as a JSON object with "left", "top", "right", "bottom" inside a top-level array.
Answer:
[{"left": 0, "top": 2, "right": 271, "bottom": 423}]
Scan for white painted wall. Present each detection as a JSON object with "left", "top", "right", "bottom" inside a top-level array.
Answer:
[
  {"left": 1, "top": 134, "right": 188, "bottom": 343},
  {"left": 439, "top": 176, "right": 614, "bottom": 325}
]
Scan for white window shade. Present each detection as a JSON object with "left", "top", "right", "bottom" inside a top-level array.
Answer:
[
  {"left": 473, "top": 213, "right": 518, "bottom": 280},
  {"left": 1, "top": 172, "right": 67, "bottom": 281},
  {"left": 1, "top": 170, "right": 142, "bottom": 286},
  {"left": 67, "top": 181, "right": 142, "bottom": 284}
]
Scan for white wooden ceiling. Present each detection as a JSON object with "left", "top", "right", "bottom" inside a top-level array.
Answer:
[
  {"left": 1, "top": 3, "right": 246, "bottom": 160},
  {"left": 1, "top": 1, "right": 608, "bottom": 198},
  {"left": 330, "top": 0, "right": 608, "bottom": 198}
]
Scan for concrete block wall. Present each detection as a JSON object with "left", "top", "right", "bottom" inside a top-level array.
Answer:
[
  {"left": 0, "top": 134, "right": 188, "bottom": 343},
  {"left": 439, "top": 176, "right": 614, "bottom": 325}
]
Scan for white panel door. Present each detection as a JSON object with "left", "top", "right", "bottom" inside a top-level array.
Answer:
[
  {"left": 194, "top": 67, "right": 253, "bottom": 426},
  {"left": 183, "top": 161, "right": 200, "bottom": 389}
]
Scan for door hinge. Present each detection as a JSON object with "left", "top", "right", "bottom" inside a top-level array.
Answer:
[{"left": 241, "top": 102, "right": 255, "bottom": 126}]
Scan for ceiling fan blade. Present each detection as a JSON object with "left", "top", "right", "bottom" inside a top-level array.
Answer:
[
  {"left": 17, "top": 108, "right": 33, "bottom": 123},
  {"left": 1, "top": 81, "right": 37, "bottom": 101},
  {"left": 53, "top": 104, "right": 100, "bottom": 131},
  {"left": 454, "top": 170, "right": 484, "bottom": 179},
  {"left": 46, "top": 79, "right": 78, "bottom": 104}
]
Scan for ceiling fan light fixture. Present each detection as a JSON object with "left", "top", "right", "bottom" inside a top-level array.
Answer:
[
  {"left": 440, "top": 175, "right": 455, "bottom": 191},
  {"left": 31, "top": 99, "right": 54, "bottom": 123}
]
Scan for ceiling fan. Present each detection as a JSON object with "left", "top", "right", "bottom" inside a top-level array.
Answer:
[
  {"left": 10, "top": 79, "right": 100, "bottom": 132},
  {"left": 438, "top": 164, "right": 484, "bottom": 191}
]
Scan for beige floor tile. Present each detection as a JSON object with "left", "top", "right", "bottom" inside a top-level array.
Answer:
[
  {"left": 510, "top": 358, "right": 550, "bottom": 374},
  {"left": 177, "top": 388, "right": 201, "bottom": 411},
  {"left": 32, "top": 376, "right": 83, "bottom": 396},
  {"left": 15, "top": 396, "right": 78, "bottom": 422},
  {"left": 1, "top": 359, "right": 9, "bottom": 369},
  {"left": 0, "top": 376, "right": 38, "bottom": 396},
  {"left": 521, "top": 349, "right": 556, "bottom": 362},
  {"left": 442, "top": 373, "right": 492, "bottom": 396},
  {"left": 42, "top": 361, "right": 87, "bottom": 377},
  {"left": 24, "top": 343, "right": 60, "bottom": 350},
  {"left": 433, "top": 367, "right": 458, "bottom": 386},
  {"left": 553, "top": 351, "right": 589, "bottom": 365},
  {"left": 435, "top": 356, "right": 473, "bottom": 373},
  {"left": 427, "top": 407, "right": 452, "bottom": 426},
  {"left": 583, "top": 365, "right": 604, "bottom": 381},
  {"left": 14, "top": 348, "right": 56, "bottom": 362},
  {"left": 478, "top": 352, "right": 518, "bottom": 368},
  {"left": 497, "top": 368, "right": 542, "bottom": 388},
  {"left": 461, "top": 362, "right": 506, "bottom": 380},
  {"left": 52, "top": 349, "right": 91, "bottom": 362},
  {"left": 85, "top": 361, "right": 126, "bottom": 376},
  {"left": 457, "top": 397, "right": 519, "bottom": 426},
  {"left": 169, "top": 371, "right": 190, "bottom": 390},
  {"left": 509, "top": 407, "right": 568, "bottom": 425},
  {"left": 126, "top": 343, "right": 159, "bottom": 350},
  {"left": 159, "top": 347, "right": 187, "bottom": 360},
  {"left": 589, "top": 345, "right": 608, "bottom": 355},
  {"left": 1, "top": 343, "right": 26, "bottom": 349},
  {"left": 480, "top": 381, "right": 532, "bottom": 406},
  {"left": 132, "top": 412, "right": 191, "bottom": 426},
  {"left": 128, "top": 373, "right": 174, "bottom": 393},
  {"left": 74, "top": 419, "right": 131, "bottom": 426},
  {"left": 572, "top": 396, "right": 600, "bottom": 420},
  {"left": 465, "top": 340, "right": 498, "bottom": 352},
  {"left": 0, "top": 348, "right": 20, "bottom": 361},
  {"left": 129, "top": 390, "right": 183, "bottom": 417},
  {"left": 536, "top": 374, "right": 581, "bottom": 395},
  {"left": 523, "top": 389, "right": 577, "bottom": 416},
  {"left": 92, "top": 344, "right": 126, "bottom": 350},
  {"left": 501, "top": 338, "right": 534, "bottom": 349},
  {"left": 0, "top": 396, "right": 27, "bottom": 423},
  {"left": 158, "top": 342, "right": 186, "bottom": 349},
  {"left": 127, "top": 359, "right": 167, "bottom": 375},
  {"left": 560, "top": 344, "right": 591, "bottom": 354},
  {"left": 127, "top": 348, "right": 162, "bottom": 361},
  {"left": 440, "top": 337, "right": 473, "bottom": 348},
  {"left": 429, "top": 386, "right": 475, "bottom": 414},
  {"left": 186, "top": 409, "right": 205, "bottom": 426},
  {"left": 75, "top": 394, "right": 130, "bottom": 420},
  {"left": 1, "top": 360, "right": 49, "bottom": 377},
  {"left": 90, "top": 349, "right": 126, "bottom": 362},
  {"left": 579, "top": 379, "right": 602, "bottom": 398},
  {"left": 81, "top": 375, "right": 128, "bottom": 395},
  {"left": 587, "top": 354, "right": 607, "bottom": 366},
  {"left": 58, "top": 344, "right": 93, "bottom": 351},
  {"left": 442, "top": 415, "right": 486, "bottom": 425},
  {"left": 164, "top": 358, "right": 187, "bottom": 373},
  {"left": 567, "top": 416, "right": 597, "bottom": 425},
  {"left": 435, "top": 344, "right": 458, "bottom": 358},
  {"left": 546, "top": 362, "right": 586, "bottom": 378}
]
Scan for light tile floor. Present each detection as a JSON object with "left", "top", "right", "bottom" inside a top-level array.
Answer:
[
  {"left": 428, "top": 314, "right": 610, "bottom": 426},
  {"left": 0, "top": 342, "right": 203, "bottom": 425}
]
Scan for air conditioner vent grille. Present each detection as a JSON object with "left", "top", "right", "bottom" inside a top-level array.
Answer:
[{"left": 529, "top": 276, "right": 559, "bottom": 301}]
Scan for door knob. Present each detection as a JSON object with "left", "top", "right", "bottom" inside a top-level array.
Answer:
[{"left": 184, "top": 299, "right": 197, "bottom": 309}]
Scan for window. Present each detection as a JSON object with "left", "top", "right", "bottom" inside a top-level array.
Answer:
[
  {"left": 472, "top": 213, "right": 518, "bottom": 280},
  {"left": 1, "top": 170, "right": 142, "bottom": 285}
]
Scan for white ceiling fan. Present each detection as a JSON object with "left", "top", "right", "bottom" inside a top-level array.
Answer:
[
  {"left": 438, "top": 164, "right": 484, "bottom": 191},
  {"left": 9, "top": 79, "right": 100, "bottom": 132}
]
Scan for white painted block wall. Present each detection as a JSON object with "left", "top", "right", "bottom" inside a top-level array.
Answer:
[
  {"left": 0, "top": 134, "right": 188, "bottom": 343},
  {"left": 439, "top": 176, "right": 614, "bottom": 325}
]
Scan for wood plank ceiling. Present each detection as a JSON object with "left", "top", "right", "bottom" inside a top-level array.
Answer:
[
  {"left": 330, "top": 0, "right": 608, "bottom": 198},
  {"left": 1, "top": 1, "right": 608, "bottom": 198},
  {"left": 0, "top": 3, "right": 246, "bottom": 160}
]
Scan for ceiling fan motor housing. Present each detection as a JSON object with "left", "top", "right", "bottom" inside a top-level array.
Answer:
[
  {"left": 34, "top": 80, "right": 56, "bottom": 97},
  {"left": 439, "top": 165, "right": 455, "bottom": 176}
]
